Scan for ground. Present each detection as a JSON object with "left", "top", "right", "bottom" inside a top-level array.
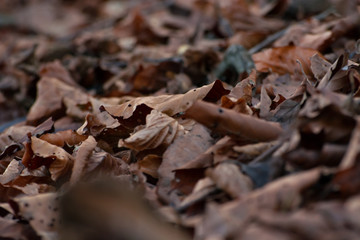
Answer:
[{"left": 0, "top": 0, "right": 360, "bottom": 239}]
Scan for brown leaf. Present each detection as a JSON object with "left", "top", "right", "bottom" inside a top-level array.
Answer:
[
  {"left": 117, "top": 9, "right": 168, "bottom": 46},
  {"left": 103, "top": 80, "right": 230, "bottom": 120},
  {"left": 0, "top": 218, "right": 39, "bottom": 240},
  {"left": 77, "top": 111, "right": 120, "bottom": 137},
  {"left": 0, "top": 184, "right": 24, "bottom": 202},
  {"left": 310, "top": 54, "right": 332, "bottom": 81},
  {"left": 29, "top": 137, "right": 73, "bottom": 181},
  {"left": 317, "top": 54, "right": 360, "bottom": 94},
  {"left": 27, "top": 77, "right": 105, "bottom": 125},
  {"left": 158, "top": 124, "right": 213, "bottom": 204},
  {"left": 70, "top": 136, "right": 97, "bottom": 185},
  {"left": 85, "top": 151, "right": 130, "bottom": 177},
  {"left": 39, "top": 130, "right": 87, "bottom": 147},
  {"left": 27, "top": 77, "right": 89, "bottom": 125},
  {"left": 206, "top": 163, "right": 253, "bottom": 198},
  {"left": 119, "top": 110, "right": 184, "bottom": 151},
  {"left": 39, "top": 60, "right": 79, "bottom": 87},
  {"left": 253, "top": 46, "right": 323, "bottom": 78},
  {"left": 138, "top": 154, "right": 162, "bottom": 178},
  {"left": 0, "top": 125, "right": 35, "bottom": 151},
  {"left": 233, "top": 141, "right": 278, "bottom": 163},
  {"left": 195, "top": 168, "right": 322, "bottom": 239},
  {"left": 340, "top": 117, "right": 360, "bottom": 170},
  {"left": 131, "top": 65, "right": 170, "bottom": 93},
  {"left": 176, "top": 177, "right": 217, "bottom": 212},
  {"left": 0, "top": 159, "right": 24, "bottom": 185}
]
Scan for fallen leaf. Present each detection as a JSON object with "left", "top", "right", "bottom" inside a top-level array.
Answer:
[
  {"left": 10, "top": 193, "right": 60, "bottom": 239},
  {"left": 158, "top": 124, "right": 213, "bottom": 204},
  {"left": 206, "top": 163, "right": 253, "bottom": 198},
  {"left": 253, "top": 46, "right": 323, "bottom": 78},
  {"left": 138, "top": 154, "right": 162, "bottom": 178},
  {"left": 103, "top": 80, "right": 229, "bottom": 120},
  {"left": 70, "top": 136, "right": 97, "bottom": 185},
  {"left": 119, "top": 110, "right": 184, "bottom": 151}
]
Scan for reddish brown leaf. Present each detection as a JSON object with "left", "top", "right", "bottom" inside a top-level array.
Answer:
[{"left": 253, "top": 46, "right": 324, "bottom": 78}]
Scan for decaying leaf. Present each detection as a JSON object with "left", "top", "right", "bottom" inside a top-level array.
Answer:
[{"left": 10, "top": 193, "right": 59, "bottom": 239}]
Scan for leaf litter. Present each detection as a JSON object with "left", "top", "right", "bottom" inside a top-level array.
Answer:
[{"left": 0, "top": 0, "right": 360, "bottom": 239}]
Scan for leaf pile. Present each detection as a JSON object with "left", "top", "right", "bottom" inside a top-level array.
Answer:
[{"left": 0, "top": 0, "right": 360, "bottom": 239}]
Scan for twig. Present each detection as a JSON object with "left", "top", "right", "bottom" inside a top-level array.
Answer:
[{"left": 185, "top": 100, "right": 283, "bottom": 142}]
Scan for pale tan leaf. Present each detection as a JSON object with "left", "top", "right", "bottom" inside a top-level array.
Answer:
[
  {"left": 0, "top": 159, "right": 24, "bottom": 185},
  {"left": 31, "top": 137, "right": 73, "bottom": 181},
  {"left": 119, "top": 110, "right": 184, "bottom": 151},
  {"left": 70, "top": 136, "right": 97, "bottom": 184},
  {"left": 10, "top": 193, "right": 59, "bottom": 239}
]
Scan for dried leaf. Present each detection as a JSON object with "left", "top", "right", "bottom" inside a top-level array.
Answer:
[
  {"left": 158, "top": 124, "right": 213, "bottom": 204},
  {"left": 0, "top": 159, "right": 24, "bottom": 185},
  {"left": 39, "top": 60, "right": 78, "bottom": 87},
  {"left": 253, "top": 46, "right": 323, "bottom": 78},
  {"left": 119, "top": 110, "right": 184, "bottom": 151},
  {"left": 70, "top": 136, "right": 97, "bottom": 184},
  {"left": 206, "top": 163, "right": 253, "bottom": 198},
  {"left": 103, "top": 80, "right": 230, "bottom": 119},
  {"left": 0, "top": 218, "right": 39, "bottom": 240},
  {"left": 27, "top": 77, "right": 89, "bottom": 125},
  {"left": 26, "top": 137, "right": 73, "bottom": 181},
  {"left": 10, "top": 193, "right": 59, "bottom": 238},
  {"left": 138, "top": 154, "right": 162, "bottom": 178},
  {"left": 40, "top": 130, "right": 87, "bottom": 147}
]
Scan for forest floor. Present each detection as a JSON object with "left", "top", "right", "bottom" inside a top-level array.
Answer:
[{"left": 0, "top": 0, "right": 360, "bottom": 239}]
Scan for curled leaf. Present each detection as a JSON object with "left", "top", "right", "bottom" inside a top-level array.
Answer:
[
  {"left": 119, "top": 110, "right": 184, "bottom": 151},
  {"left": 39, "top": 130, "right": 87, "bottom": 147},
  {"left": 23, "top": 137, "right": 73, "bottom": 181}
]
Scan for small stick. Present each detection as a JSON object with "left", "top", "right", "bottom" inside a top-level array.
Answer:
[{"left": 185, "top": 100, "right": 283, "bottom": 142}]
